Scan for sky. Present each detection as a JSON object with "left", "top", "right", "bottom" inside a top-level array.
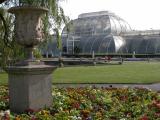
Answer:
[{"left": 60, "top": 0, "right": 160, "bottom": 30}]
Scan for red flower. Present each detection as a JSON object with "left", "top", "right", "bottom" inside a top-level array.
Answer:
[
  {"left": 3, "top": 113, "right": 10, "bottom": 120},
  {"left": 72, "top": 102, "right": 80, "bottom": 109},
  {"left": 119, "top": 96, "right": 128, "bottom": 101},
  {"left": 156, "top": 103, "right": 160, "bottom": 109},
  {"left": 140, "top": 115, "right": 149, "bottom": 120},
  {"left": 25, "top": 108, "right": 35, "bottom": 114},
  {"left": 31, "top": 116, "right": 39, "bottom": 120}
]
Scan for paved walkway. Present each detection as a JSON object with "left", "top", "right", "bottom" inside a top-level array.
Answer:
[{"left": 53, "top": 83, "right": 160, "bottom": 91}]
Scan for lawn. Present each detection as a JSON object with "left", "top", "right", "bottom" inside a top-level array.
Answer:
[
  {"left": 53, "top": 61, "right": 160, "bottom": 84},
  {"left": 0, "top": 61, "right": 160, "bottom": 85},
  {"left": 0, "top": 73, "right": 8, "bottom": 85}
]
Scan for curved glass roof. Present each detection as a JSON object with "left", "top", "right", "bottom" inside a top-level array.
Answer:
[
  {"left": 78, "top": 11, "right": 132, "bottom": 34},
  {"left": 62, "top": 11, "right": 130, "bottom": 54},
  {"left": 60, "top": 11, "right": 160, "bottom": 55},
  {"left": 64, "top": 11, "right": 132, "bottom": 36}
]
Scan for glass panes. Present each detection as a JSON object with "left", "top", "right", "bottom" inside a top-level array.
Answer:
[{"left": 61, "top": 11, "right": 160, "bottom": 55}]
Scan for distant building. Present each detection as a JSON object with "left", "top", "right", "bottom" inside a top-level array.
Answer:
[
  {"left": 61, "top": 11, "right": 160, "bottom": 55},
  {"left": 41, "top": 36, "right": 61, "bottom": 57}
]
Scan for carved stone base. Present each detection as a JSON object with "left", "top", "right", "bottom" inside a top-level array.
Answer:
[{"left": 7, "top": 65, "right": 56, "bottom": 113}]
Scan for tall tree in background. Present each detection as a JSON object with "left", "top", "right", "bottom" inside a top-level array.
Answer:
[
  {"left": 0, "top": 0, "right": 6, "bottom": 4},
  {"left": 0, "top": 0, "right": 69, "bottom": 68},
  {"left": 0, "top": 6, "right": 22, "bottom": 68}
]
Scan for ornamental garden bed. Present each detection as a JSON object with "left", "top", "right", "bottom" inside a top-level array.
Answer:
[{"left": 0, "top": 86, "right": 160, "bottom": 120}]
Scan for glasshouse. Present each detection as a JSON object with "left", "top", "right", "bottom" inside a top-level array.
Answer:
[{"left": 61, "top": 11, "right": 160, "bottom": 55}]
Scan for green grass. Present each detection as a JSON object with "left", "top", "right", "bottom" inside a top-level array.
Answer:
[
  {"left": 1, "top": 62, "right": 160, "bottom": 85},
  {"left": 53, "top": 62, "right": 160, "bottom": 84},
  {"left": 0, "top": 72, "right": 8, "bottom": 85}
]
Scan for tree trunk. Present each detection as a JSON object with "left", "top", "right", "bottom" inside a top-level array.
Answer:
[{"left": 0, "top": 0, "right": 7, "bottom": 4}]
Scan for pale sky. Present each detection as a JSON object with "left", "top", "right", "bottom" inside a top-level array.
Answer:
[{"left": 60, "top": 0, "right": 160, "bottom": 30}]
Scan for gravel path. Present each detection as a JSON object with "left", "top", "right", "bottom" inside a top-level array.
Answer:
[{"left": 53, "top": 83, "right": 160, "bottom": 91}]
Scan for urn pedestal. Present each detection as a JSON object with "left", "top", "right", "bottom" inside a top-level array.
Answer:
[
  {"left": 8, "top": 65, "right": 56, "bottom": 113},
  {"left": 7, "top": 6, "right": 56, "bottom": 113}
]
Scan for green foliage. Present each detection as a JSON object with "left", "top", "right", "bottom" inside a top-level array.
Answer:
[
  {"left": 33, "top": 48, "right": 42, "bottom": 59},
  {"left": 0, "top": 73, "right": 7, "bottom": 85},
  {"left": 0, "top": 8, "right": 25, "bottom": 68},
  {"left": 54, "top": 28, "right": 62, "bottom": 50},
  {"left": 0, "top": 0, "right": 70, "bottom": 68}
]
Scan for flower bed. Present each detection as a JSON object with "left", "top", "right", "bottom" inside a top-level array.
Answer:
[{"left": 0, "top": 86, "right": 160, "bottom": 120}]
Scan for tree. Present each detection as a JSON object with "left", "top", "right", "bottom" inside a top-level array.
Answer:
[
  {"left": 0, "top": 0, "right": 69, "bottom": 68},
  {"left": 0, "top": 0, "right": 6, "bottom": 4},
  {"left": 0, "top": 7, "right": 24, "bottom": 68}
]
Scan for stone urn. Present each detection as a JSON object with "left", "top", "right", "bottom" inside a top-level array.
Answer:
[
  {"left": 7, "top": 6, "right": 56, "bottom": 113},
  {"left": 8, "top": 6, "right": 48, "bottom": 62}
]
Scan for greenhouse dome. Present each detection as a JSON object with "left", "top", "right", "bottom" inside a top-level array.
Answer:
[
  {"left": 42, "top": 11, "right": 160, "bottom": 57},
  {"left": 62, "top": 11, "right": 132, "bottom": 54}
]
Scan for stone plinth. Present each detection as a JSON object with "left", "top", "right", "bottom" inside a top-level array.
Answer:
[{"left": 7, "top": 65, "right": 56, "bottom": 113}]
